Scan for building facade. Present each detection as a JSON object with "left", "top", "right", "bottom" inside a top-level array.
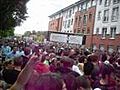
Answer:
[
  {"left": 73, "top": 0, "right": 96, "bottom": 47},
  {"left": 48, "top": 0, "right": 97, "bottom": 47},
  {"left": 93, "top": 0, "right": 120, "bottom": 52}
]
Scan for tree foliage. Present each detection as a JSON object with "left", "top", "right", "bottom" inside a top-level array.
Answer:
[
  {"left": 24, "top": 31, "right": 31, "bottom": 36},
  {"left": 0, "top": 28, "right": 14, "bottom": 38},
  {"left": 0, "top": 0, "right": 29, "bottom": 31}
]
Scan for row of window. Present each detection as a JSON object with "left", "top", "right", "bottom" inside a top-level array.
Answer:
[
  {"left": 96, "top": 27, "right": 117, "bottom": 38},
  {"left": 65, "top": 9, "right": 73, "bottom": 19},
  {"left": 93, "top": 44, "right": 120, "bottom": 53},
  {"left": 97, "top": 7, "right": 119, "bottom": 22},
  {"left": 64, "top": 0, "right": 96, "bottom": 19},
  {"left": 99, "top": 0, "right": 120, "bottom": 6},
  {"left": 63, "top": 19, "right": 73, "bottom": 29},
  {"left": 77, "top": 0, "right": 96, "bottom": 11},
  {"left": 75, "top": 13, "right": 93, "bottom": 26},
  {"left": 74, "top": 27, "right": 91, "bottom": 34}
]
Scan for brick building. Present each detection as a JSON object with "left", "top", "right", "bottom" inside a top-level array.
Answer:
[
  {"left": 48, "top": 0, "right": 97, "bottom": 47},
  {"left": 93, "top": 0, "right": 120, "bottom": 53}
]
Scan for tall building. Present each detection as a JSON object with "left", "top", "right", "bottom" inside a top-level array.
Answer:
[
  {"left": 48, "top": 0, "right": 97, "bottom": 47},
  {"left": 93, "top": 0, "right": 120, "bottom": 53}
]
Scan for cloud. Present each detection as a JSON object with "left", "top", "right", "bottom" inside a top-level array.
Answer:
[{"left": 15, "top": 0, "right": 78, "bottom": 34}]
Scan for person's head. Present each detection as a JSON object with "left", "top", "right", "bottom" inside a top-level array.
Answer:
[
  {"left": 76, "top": 76, "right": 91, "bottom": 90},
  {"left": 13, "top": 56, "right": 23, "bottom": 67},
  {"left": 101, "top": 53, "right": 107, "bottom": 62},
  {"left": 49, "top": 53, "right": 56, "bottom": 59},
  {"left": 78, "top": 55, "right": 86, "bottom": 63},
  {"left": 13, "top": 47, "right": 18, "bottom": 53},
  {"left": 88, "top": 54, "right": 98, "bottom": 63},
  {"left": 3, "top": 60, "right": 14, "bottom": 69},
  {"left": 25, "top": 73, "right": 64, "bottom": 90},
  {"left": 60, "top": 56, "right": 74, "bottom": 68},
  {"left": 62, "top": 73, "right": 77, "bottom": 90},
  {"left": 101, "top": 64, "right": 113, "bottom": 79},
  {"left": 24, "top": 47, "right": 31, "bottom": 56},
  {"left": 40, "top": 54, "right": 48, "bottom": 63},
  {"left": 83, "top": 61, "right": 94, "bottom": 75}
]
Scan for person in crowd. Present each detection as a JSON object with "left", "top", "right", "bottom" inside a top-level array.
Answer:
[
  {"left": 1, "top": 43, "right": 11, "bottom": 57},
  {"left": 113, "top": 58, "right": 120, "bottom": 89},
  {"left": 93, "top": 62, "right": 116, "bottom": 90},
  {"left": 21, "top": 47, "right": 32, "bottom": 69},
  {"left": 7, "top": 47, "right": 19, "bottom": 59},
  {"left": 56, "top": 56, "right": 80, "bottom": 77},
  {"left": 62, "top": 73, "right": 77, "bottom": 90},
  {"left": 72, "top": 60, "right": 84, "bottom": 76},
  {"left": 76, "top": 76, "right": 92, "bottom": 90},
  {"left": 0, "top": 57, "right": 21, "bottom": 89},
  {"left": 10, "top": 53, "right": 67, "bottom": 90}
]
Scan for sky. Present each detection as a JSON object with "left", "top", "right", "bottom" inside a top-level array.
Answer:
[{"left": 15, "top": 0, "right": 79, "bottom": 35}]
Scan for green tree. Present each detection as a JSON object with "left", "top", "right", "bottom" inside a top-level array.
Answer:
[
  {"left": 0, "top": 28, "right": 14, "bottom": 38},
  {"left": 0, "top": 0, "right": 29, "bottom": 31},
  {"left": 24, "top": 31, "right": 31, "bottom": 36}
]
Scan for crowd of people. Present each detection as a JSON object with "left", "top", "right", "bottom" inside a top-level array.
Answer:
[{"left": 0, "top": 38, "right": 120, "bottom": 90}]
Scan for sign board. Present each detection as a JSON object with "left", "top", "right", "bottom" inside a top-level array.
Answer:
[
  {"left": 68, "top": 35, "right": 83, "bottom": 45},
  {"left": 50, "top": 33, "right": 67, "bottom": 43}
]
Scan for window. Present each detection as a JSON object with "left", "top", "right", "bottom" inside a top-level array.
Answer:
[
  {"left": 81, "top": 2, "right": 86, "bottom": 10},
  {"left": 83, "top": 15, "right": 87, "bottom": 25},
  {"left": 67, "top": 20, "right": 71, "bottom": 28},
  {"left": 75, "top": 17, "right": 78, "bottom": 22},
  {"left": 110, "top": 27, "right": 116, "bottom": 38},
  {"left": 62, "top": 21, "right": 64, "bottom": 27},
  {"left": 111, "top": 7, "right": 119, "bottom": 21},
  {"left": 99, "top": 0, "right": 102, "bottom": 5},
  {"left": 82, "top": 28, "right": 86, "bottom": 34},
  {"left": 91, "top": 0, "right": 96, "bottom": 6},
  {"left": 71, "top": 19, "right": 73, "bottom": 25},
  {"left": 77, "top": 29, "right": 81, "bottom": 33},
  {"left": 102, "top": 28, "right": 107, "bottom": 38},
  {"left": 66, "top": 11, "right": 68, "bottom": 18},
  {"left": 108, "top": 45, "right": 114, "bottom": 54},
  {"left": 92, "top": 44, "right": 97, "bottom": 51},
  {"left": 98, "top": 11, "right": 101, "bottom": 20},
  {"left": 87, "top": 28, "right": 90, "bottom": 34},
  {"left": 89, "top": 14, "right": 92, "bottom": 21},
  {"left": 117, "top": 46, "right": 120, "bottom": 53},
  {"left": 83, "top": 2, "right": 87, "bottom": 10},
  {"left": 69, "top": 10, "right": 72, "bottom": 17},
  {"left": 113, "top": 0, "right": 120, "bottom": 4},
  {"left": 73, "top": 7, "right": 75, "bottom": 14},
  {"left": 96, "top": 28, "right": 99, "bottom": 34},
  {"left": 87, "top": 1, "right": 91, "bottom": 9},
  {"left": 77, "top": 6, "right": 81, "bottom": 11},
  {"left": 99, "top": 44, "right": 105, "bottom": 51},
  {"left": 105, "top": 0, "right": 110, "bottom": 6},
  {"left": 64, "top": 21, "right": 67, "bottom": 29},
  {"left": 74, "top": 29, "right": 76, "bottom": 33},
  {"left": 79, "top": 5, "right": 81, "bottom": 11},
  {"left": 103, "top": 10, "right": 109, "bottom": 22},
  {"left": 79, "top": 16, "right": 82, "bottom": 22}
]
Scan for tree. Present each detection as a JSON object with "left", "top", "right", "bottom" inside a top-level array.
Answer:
[
  {"left": 32, "top": 30, "right": 36, "bottom": 35},
  {"left": 0, "top": 28, "right": 14, "bottom": 38},
  {"left": 24, "top": 31, "right": 31, "bottom": 36},
  {"left": 0, "top": 0, "right": 30, "bottom": 31}
]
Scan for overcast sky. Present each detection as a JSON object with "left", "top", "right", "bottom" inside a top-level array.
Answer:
[{"left": 15, "top": 0, "right": 79, "bottom": 34}]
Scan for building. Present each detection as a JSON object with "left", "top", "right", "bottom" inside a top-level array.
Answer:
[
  {"left": 73, "top": 0, "right": 96, "bottom": 47},
  {"left": 93, "top": 0, "right": 120, "bottom": 53},
  {"left": 48, "top": 0, "right": 97, "bottom": 47}
]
